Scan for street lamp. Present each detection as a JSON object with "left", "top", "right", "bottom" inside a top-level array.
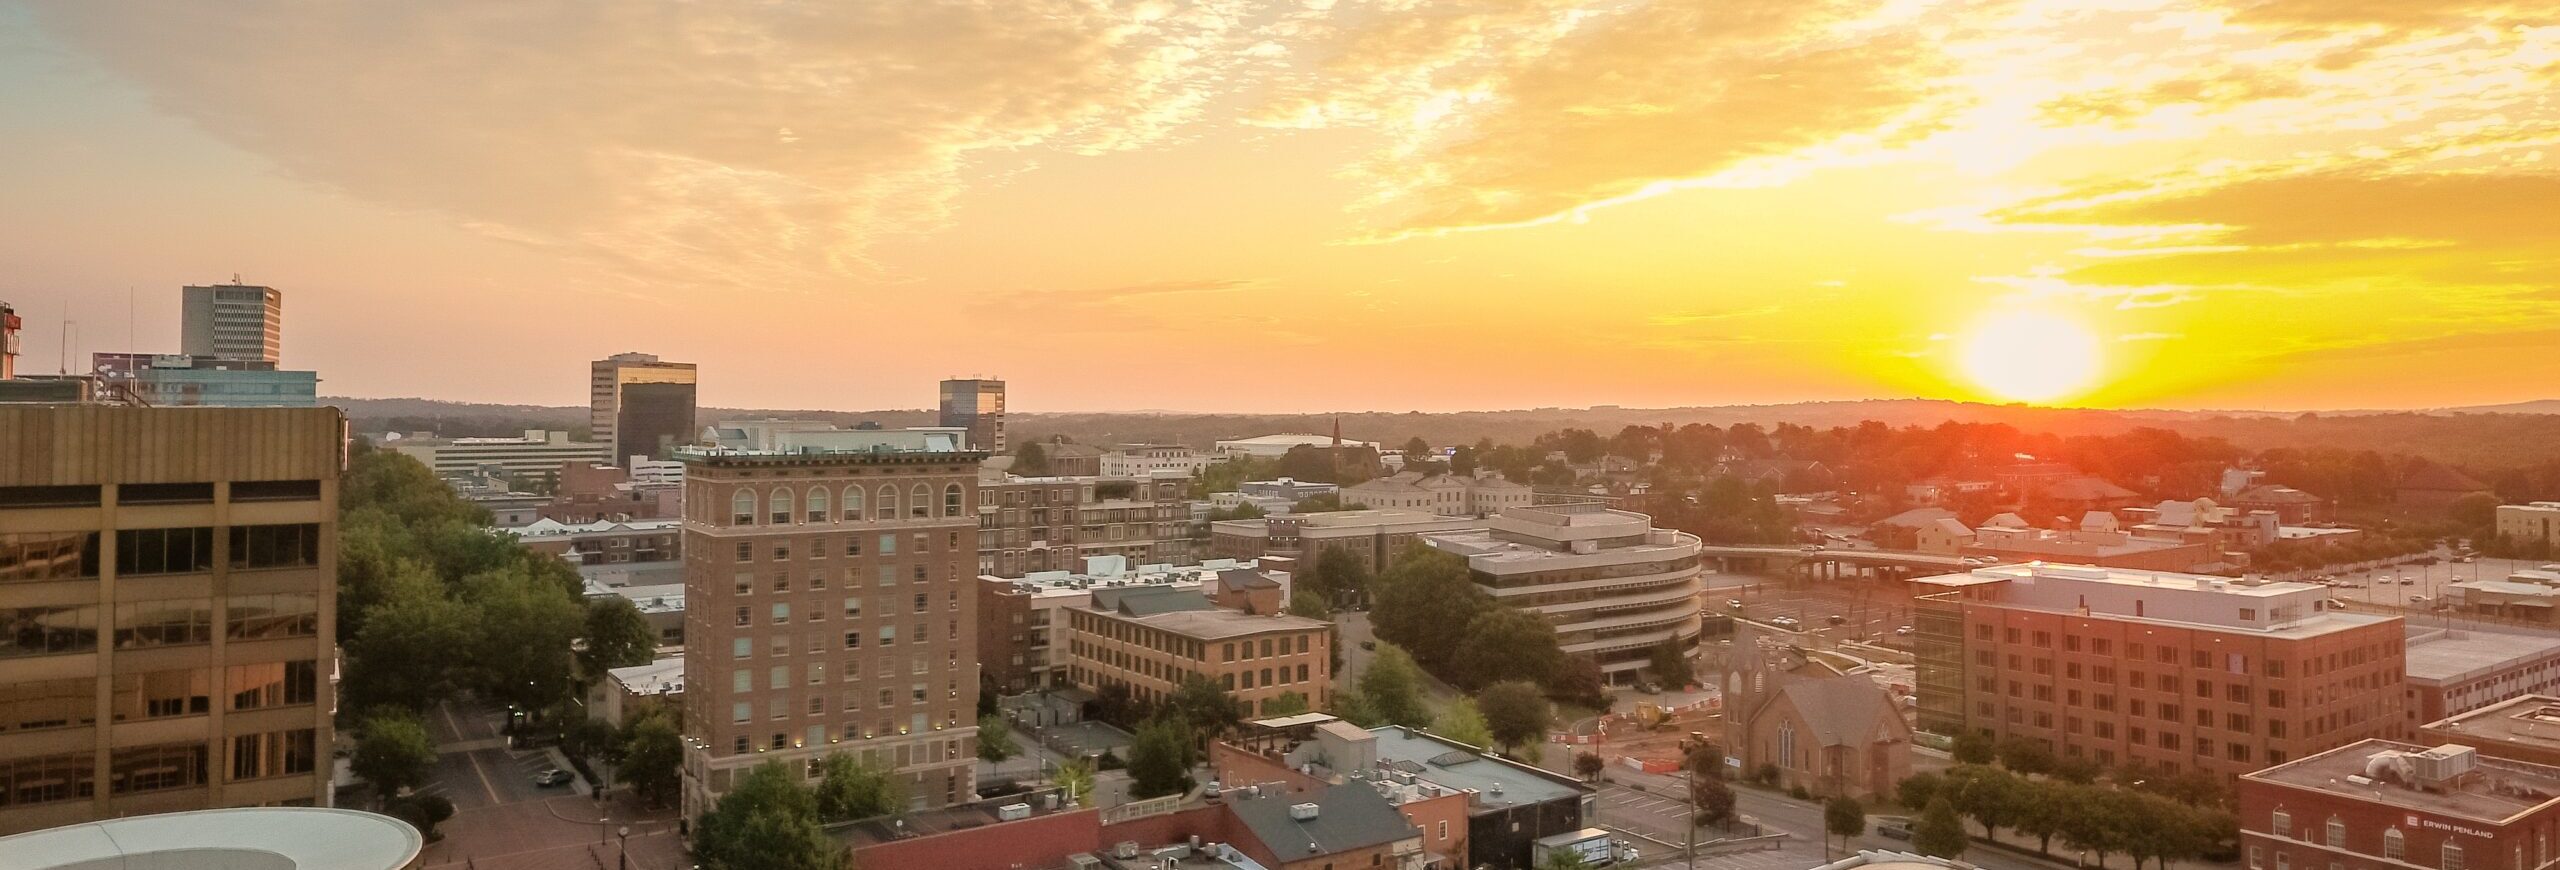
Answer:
[
  {"left": 599, "top": 815, "right": 610, "bottom": 846},
  {"left": 618, "top": 825, "right": 631, "bottom": 870}
]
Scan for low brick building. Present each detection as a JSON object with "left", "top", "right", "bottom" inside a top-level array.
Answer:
[
  {"left": 1064, "top": 585, "right": 1331, "bottom": 716},
  {"left": 2241, "top": 739, "right": 2560, "bottom": 870}
]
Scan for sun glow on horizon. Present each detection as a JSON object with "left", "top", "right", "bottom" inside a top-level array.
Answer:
[{"left": 1958, "top": 309, "right": 2104, "bottom": 404}]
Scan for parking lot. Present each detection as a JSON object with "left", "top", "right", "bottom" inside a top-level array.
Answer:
[
  {"left": 2308, "top": 555, "right": 2560, "bottom": 610},
  {"left": 1705, "top": 572, "right": 1916, "bottom": 648}
]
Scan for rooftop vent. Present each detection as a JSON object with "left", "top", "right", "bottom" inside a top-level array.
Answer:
[
  {"left": 1289, "top": 802, "right": 1321, "bottom": 821},
  {"left": 2414, "top": 745, "right": 2479, "bottom": 784}
]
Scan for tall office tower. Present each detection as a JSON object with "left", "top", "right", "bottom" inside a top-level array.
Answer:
[
  {"left": 180, "top": 283, "right": 284, "bottom": 364},
  {"left": 936, "top": 378, "right": 1005, "bottom": 452},
  {"left": 590, "top": 353, "right": 698, "bottom": 466},
  {"left": 676, "top": 425, "right": 985, "bottom": 820},
  {"left": 0, "top": 404, "right": 343, "bottom": 835}
]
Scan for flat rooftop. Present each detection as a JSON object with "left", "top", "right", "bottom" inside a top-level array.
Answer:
[
  {"left": 609, "top": 656, "right": 684, "bottom": 694},
  {"left": 2426, "top": 695, "right": 2560, "bottom": 749},
  {"left": 1923, "top": 563, "right": 2395, "bottom": 638},
  {"left": 1113, "top": 608, "right": 1328, "bottom": 641},
  {"left": 2403, "top": 626, "right": 2560, "bottom": 685},
  {"left": 1365, "top": 726, "right": 1587, "bottom": 811},
  {"left": 2247, "top": 738, "right": 2560, "bottom": 823},
  {"left": 1426, "top": 527, "right": 1699, "bottom": 567}
]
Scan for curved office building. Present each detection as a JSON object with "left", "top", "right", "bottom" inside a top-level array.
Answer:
[{"left": 1425, "top": 505, "right": 1703, "bottom": 682}]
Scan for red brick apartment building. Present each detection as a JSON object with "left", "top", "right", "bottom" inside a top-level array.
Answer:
[
  {"left": 2242, "top": 740, "right": 2560, "bottom": 870},
  {"left": 1915, "top": 563, "right": 2406, "bottom": 780}
]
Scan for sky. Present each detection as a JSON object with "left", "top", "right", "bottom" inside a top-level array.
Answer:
[{"left": 1, "top": 0, "right": 2555, "bottom": 414}]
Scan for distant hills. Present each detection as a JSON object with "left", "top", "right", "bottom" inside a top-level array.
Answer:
[{"left": 328, "top": 395, "right": 2560, "bottom": 471}]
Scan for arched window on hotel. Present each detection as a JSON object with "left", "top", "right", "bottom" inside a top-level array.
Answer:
[
  {"left": 842, "top": 486, "right": 865, "bottom": 521},
  {"left": 807, "top": 488, "right": 829, "bottom": 524},
  {"left": 731, "top": 490, "right": 756, "bottom": 526},
  {"left": 769, "top": 488, "right": 794, "bottom": 525},
  {"left": 943, "top": 484, "right": 963, "bottom": 517},
  {"left": 911, "top": 485, "right": 931, "bottom": 519},
  {"left": 878, "top": 486, "right": 900, "bottom": 520}
]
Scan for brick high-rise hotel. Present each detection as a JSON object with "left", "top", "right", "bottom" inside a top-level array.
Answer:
[{"left": 677, "top": 423, "right": 985, "bottom": 817}]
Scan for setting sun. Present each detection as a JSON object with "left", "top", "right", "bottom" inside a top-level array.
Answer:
[{"left": 1959, "top": 309, "right": 2102, "bottom": 404}]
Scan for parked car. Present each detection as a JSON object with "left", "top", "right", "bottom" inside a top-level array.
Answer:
[
  {"left": 2399, "top": 577, "right": 2419, "bottom": 585},
  {"left": 2409, "top": 595, "right": 2432, "bottom": 606},
  {"left": 1825, "top": 614, "right": 1848, "bottom": 626},
  {"left": 1895, "top": 625, "right": 1915, "bottom": 637},
  {"left": 532, "top": 768, "right": 573, "bottom": 787},
  {"left": 1877, "top": 819, "right": 1914, "bottom": 841},
  {"left": 1359, "top": 640, "right": 1377, "bottom": 651},
  {"left": 1769, "top": 616, "right": 1802, "bottom": 630},
  {"left": 1726, "top": 598, "right": 1746, "bottom": 610},
  {"left": 1800, "top": 544, "right": 1825, "bottom": 553}
]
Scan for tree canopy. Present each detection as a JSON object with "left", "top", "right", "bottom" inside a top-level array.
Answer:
[
  {"left": 692, "top": 761, "right": 840, "bottom": 870},
  {"left": 1356, "top": 643, "right": 1434, "bottom": 729},
  {"left": 1476, "top": 681, "right": 1552, "bottom": 756},
  {"left": 1128, "top": 718, "right": 1199, "bottom": 799}
]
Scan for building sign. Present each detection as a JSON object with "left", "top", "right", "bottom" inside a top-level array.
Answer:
[{"left": 2408, "top": 814, "right": 2496, "bottom": 840}]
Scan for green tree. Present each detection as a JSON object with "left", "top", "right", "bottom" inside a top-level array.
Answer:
[
  {"left": 1435, "top": 699, "right": 1496, "bottom": 748},
  {"left": 1330, "top": 687, "right": 1380, "bottom": 727},
  {"left": 352, "top": 709, "right": 437, "bottom": 806},
  {"left": 1357, "top": 644, "right": 1434, "bottom": 729},
  {"left": 1950, "top": 730, "right": 1995, "bottom": 765},
  {"left": 343, "top": 569, "right": 477, "bottom": 713},
  {"left": 1449, "top": 445, "right": 1479, "bottom": 476},
  {"left": 1692, "top": 767, "right": 1737, "bottom": 829},
  {"left": 1447, "top": 606, "right": 1567, "bottom": 690},
  {"left": 1477, "top": 680, "right": 1552, "bottom": 756},
  {"left": 561, "top": 717, "right": 617, "bottom": 766},
  {"left": 1914, "top": 796, "right": 1969, "bottom": 859},
  {"left": 1944, "top": 765, "right": 2022, "bottom": 839},
  {"left": 1263, "top": 691, "right": 1311, "bottom": 717},
  {"left": 2013, "top": 779, "right": 2070, "bottom": 854},
  {"left": 978, "top": 714, "right": 1020, "bottom": 763},
  {"left": 1402, "top": 437, "right": 1432, "bottom": 463},
  {"left": 1014, "top": 442, "right": 1051, "bottom": 476},
  {"left": 1995, "top": 735, "right": 2056, "bottom": 775},
  {"left": 812, "top": 751, "right": 901, "bottom": 823},
  {"left": 2053, "top": 755, "right": 2102, "bottom": 784},
  {"left": 2450, "top": 492, "right": 2501, "bottom": 529},
  {"left": 581, "top": 595, "right": 660, "bottom": 674},
  {"left": 383, "top": 793, "right": 456, "bottom": 841},
  {"left": 1826, "top": 795, "right": 1868, "bottom": 858},
  {"left": 692, "top": 761, "right": 839, "bottom": 870},
  {"left": 1307, "top": 546, "right": 1373, "bottom": 607},
  {"left": 1540, "top": 851, "right": 1591, "bottom": 870},
  {"left": 1648, "top": 639, "right": 1694, "bottom": 688},
  {"left": 1897, "top": 772, "right": 1943, "bottom": 812},
  {"left": 463, "top": 566, "right": 584, "bottom": 716},
  {"left": 1164, "top": 675, "right": 1247, "bottom": 741},
  {"left": 2059, "top": 784, "right": 2134, "bottom": 869},
  {"left": 1057, "top": 757, "right": 1097, "bottom": 807},
  {"left": 620, "top": 712, "right": 684, "bottom": 808},
  {"left": 1573, "top": 751, "right": 1606, "bottom": 781},
  {"left": 1371, "top": 546, "right": 1489, "bottom": 666},
  {"left": 1128, "top": 718, "right": 1199, "bottom": 799}
]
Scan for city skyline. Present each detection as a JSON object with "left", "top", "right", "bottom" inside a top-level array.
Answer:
[{"left": 4, "top": 2, "right": 2556, "bottom": 413}]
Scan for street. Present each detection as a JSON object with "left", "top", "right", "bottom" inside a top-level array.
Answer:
[{"left": 1592, "top": 771, "right": 2078, "bottom": 870}]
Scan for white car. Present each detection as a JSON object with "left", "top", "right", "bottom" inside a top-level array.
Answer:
[
  {"left": 1895, "top": 625, "right": 1915, "bottom": 637},
  {"left": 1770, "top": 616, "right": 1803, "bottom": 630}
]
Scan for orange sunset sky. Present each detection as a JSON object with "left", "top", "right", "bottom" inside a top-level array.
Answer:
[{"left": 2, "top": 1, "right": 2555, "bottom": 413}]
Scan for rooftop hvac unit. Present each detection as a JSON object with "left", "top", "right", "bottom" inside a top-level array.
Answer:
[
  {"left": 1289, "top": 802, "right": 1322, "bottom": 821},
  {"left": 1068, "top": 855, "right": 1103, "bottom": 870},
  {"left": 997, "top": 802, "right": 1033, "bottom": 821},
  {"left": 2414, "top": 745, "right": 2479, "bottom": 783},
  {"left": 1114, "top": 841, "right": 1142, "bottom": 859}
]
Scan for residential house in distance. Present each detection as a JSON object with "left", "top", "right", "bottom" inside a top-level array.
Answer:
[
  {"left": 2398, "top": 461, "right": 2494, "bottom": 511},
  {"left": 1038, "top": 442, "right": 1106, "bottom": 477},
  {"left": 1912, "top": 563, "right": 2405, "bottom": 781},
  {"left": 1869, "top": 507, "right": 1959, "bottom": 550},
  {"left": 1914, "top": 517, "right": 1975, "bottom": 555},
  {"left": 1209, "top": 509, "right": 1481, "bottom": 573},
  {"left": 2227, "top": 484, "right": 2328, "bottom": 524},
  {"left": 1062, "top": 584, "right": 1330, "bottom": 716},
  {"left": 1343, "top": 472, "right": 1534, "bottom": 518},
  {"left": 1720, "top": 621, "right": 1913, "bottom": 799}
]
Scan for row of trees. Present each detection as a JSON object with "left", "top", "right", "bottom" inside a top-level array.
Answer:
[
  {"left": 336, "top": 443, "right": 660, "bottom": 718},
  {"left": 1897, "top": 765, "right": 2237, "bottom": 868}
]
